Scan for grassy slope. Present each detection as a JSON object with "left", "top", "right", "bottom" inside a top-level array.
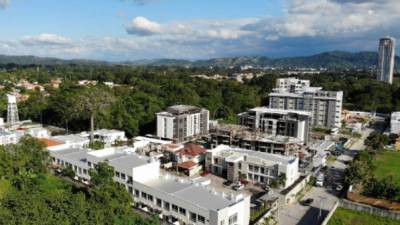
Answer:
[
  {"left": 374, "top": 151, "right": 400, "bottom": 185},
  {"left": 328, "top": 207, "right": 400, "bottom": 225}
]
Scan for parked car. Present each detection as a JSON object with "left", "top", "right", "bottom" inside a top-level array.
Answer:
[
  {"left": 336, "top": 184, "right": 343, "bottom": 191},
  {"left": 232, "top": 181, "right": 244, "bottom": 191},
  {"left": 301, "top": 198, "right": 314, "bottom": 206}
]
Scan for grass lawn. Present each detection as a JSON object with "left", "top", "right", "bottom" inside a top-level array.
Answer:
[
  {"left": 374, "top": 151, "right": 400, "bottom": 186},
  {"left": 328, "top": 207, "right": 400, "bottom": 225}
]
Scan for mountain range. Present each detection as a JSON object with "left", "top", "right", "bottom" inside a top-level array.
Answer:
[{"left": 1, "top": 51, "right": 399, "bottom": 70}]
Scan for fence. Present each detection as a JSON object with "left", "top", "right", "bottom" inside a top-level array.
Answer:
[{"left": 340, "top": 199, "right": 400, "bottom": 220}]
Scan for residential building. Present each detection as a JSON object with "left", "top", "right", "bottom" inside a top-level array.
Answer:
[
  {"left": 50, "top": 147, "right": 251, "bottom": 225},
  {"left": 175, "top": 143, "right": 207, "bottom": 176},
  {"left": 238, "top": 107, "right": 311, "bottom": 144},
  {"left": 209, "top": 123, "right": 302, "bottom": 155},
  {"left": 48, "top": 134, "right": 90, "bottom": 150},
  {"left": 82, "top": 129, "right": 127, "bottom": 146},
  {"left": 156, "top": 105, "right": 209, "bottom": 143},
  {"left": 206, "top": 145, "right": 299, "bottom": 188},
  {"left": 0, "top": 131, "right": 18, "bottom": 145},
  {"left": 377, "top": 36, "right": 396, "bottom": 84},
  {"left": 275, "top": 78, "right": 310, "bottom": 94},
  {"left": 391, "top": 112, "right": 400, "bottom": 135},
  {"left": 268, "top": 78, "right": 343, "bottom": 128}
]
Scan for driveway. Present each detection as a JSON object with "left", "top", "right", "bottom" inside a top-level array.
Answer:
[{"left": 277, "top": 187, "right": 338, "bottom": 225}]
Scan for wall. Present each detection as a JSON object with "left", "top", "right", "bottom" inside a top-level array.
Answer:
[
  {"left": 321, "top": 200, "right": 339, "bottom": 225},
  {"left": 280, "top": 174, "right": 311, "bottom": 205},
  {"left": 340, "top": 199, "right": 400, "bottom": 220}
]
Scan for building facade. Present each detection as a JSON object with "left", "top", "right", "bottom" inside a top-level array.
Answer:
[
  {"left": 268, "top": 78, "right": 343, "bottom": 128},
  {"left": 209, "top": 124, "right": 302, "bottom": 155},
  {"left": 391, "top": 112, "right": 400, "bottom": 135},
  {"left": 156, "top": 105, "right": 209, "bottom": 143},
  {"left": 377, "top": 36, "right": 396, "bottom": 84},
  {"left": 238, "top": 107, "right": 311, "bottom": 144},
  {"left": 205, "top": 145, "right": 299, "bottom": 188},
  {"left": 50, "top": 147, "right": 250, "bottom": 225}
]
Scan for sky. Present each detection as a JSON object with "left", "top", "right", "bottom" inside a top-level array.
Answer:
[{"left": 0, "top": 0, "right": 399, "bottom": 61}]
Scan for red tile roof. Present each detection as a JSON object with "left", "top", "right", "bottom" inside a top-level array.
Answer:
[
  {"left": 38, "top": 138, "right": 64, "bottom": 147},
  {"left": 177, "top": 143, "right": 207, "bottom": 157},
  {"left": 177, "top": 160, "right": 197, "bottom": 169}
]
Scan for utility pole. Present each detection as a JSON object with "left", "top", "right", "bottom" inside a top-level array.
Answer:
[{"left": 318, "top": 196, "right": 327, "bottom": 219}]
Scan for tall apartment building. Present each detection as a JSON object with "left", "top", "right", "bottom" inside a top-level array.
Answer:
[
  {"left": 377, "top": 36, "right": 396, "bottom": 84},
  {"left": 205, "top": 145, "right": 299, "bottom": 188},
  {"left": 268, "top": 78, "right": 343, "bottom": 128},
  {"left": 238, "top": 107, "right": 311, "bottom": 144},
  {"left": 156, "top": 105, "right": 209, "bottom": 143},
  {"left": 50, "top": 147, "right": 250, "bottom": 225}
]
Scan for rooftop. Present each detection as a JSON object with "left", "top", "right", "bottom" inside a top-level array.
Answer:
[
  {"left": 245, "top": 107, "right": 312, "bottom": 117},
  {"left": 177, "top": 160, "right": 197, "bottom": 169},
  {"left": 157, "top": 105, "right": 206, "bottom": 116},
  {"left": 177, "top": 143, "right": 207, "bottom": 157},
  {"left": 211, "top": 145, "right": 297, "bottom": 166},
  {"left": 53, "top": 134, "right": 89, "bottom": 144},
  {"left": 143, "top": 175, "right": 243, "bottom": 211},
  {"left": 39, "top": 138, "right": 64, "bottom": 147},
  {"left": 309, "top": 140, "right": 335, "bottom": 152}
]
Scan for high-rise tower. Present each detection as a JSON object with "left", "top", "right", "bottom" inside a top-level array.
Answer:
[
  {"left": 7, "top": 94, "right": 19, "bottom": 127},
  {"left": 377, "top": 36, "right": 396, "bottom": 84}
]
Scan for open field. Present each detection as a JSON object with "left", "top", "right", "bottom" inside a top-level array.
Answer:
[
  {"left": 328, "top": 207, "right": 400, "bottom": 225},
  {"left": 374, "top": 151, "right": 400, "bottom": 185}
]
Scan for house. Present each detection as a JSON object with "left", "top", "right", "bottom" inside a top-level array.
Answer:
[
  {"left": 174, "top": 144, "right": 207, "bottom": 176},
  {"left": 206, "top": 145, "right": 300, "bottom": 188}
]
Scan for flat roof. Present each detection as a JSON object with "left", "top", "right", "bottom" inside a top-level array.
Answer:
[
  {"left": 50, "top": 148, "right": 89, "bottom": 164},
  {"left": 143, "top": 176, "right": 239, "bottom": 210},
  {"left": 309, "top": 140, "right": 335, "bottom": 151},
  {"left": 53, "top": 134, "right": 88, "bottom": 143},
  {"left": 247, "top": 107, "right": 311, "bottom": 116}
]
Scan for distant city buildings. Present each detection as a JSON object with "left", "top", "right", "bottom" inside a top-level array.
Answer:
[
  {"left": 377, "top": 36, "right": 396, "bottom": 84},
  {"left": 268, "top": 78, "right": 343, "bottom": 128},
  {"left": 156, "top": 105, "right": 209, "bottom": 143}
]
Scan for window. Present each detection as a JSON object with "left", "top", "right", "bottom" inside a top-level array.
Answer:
[
  {"left": 83, "top": 169, "right": 87, "bottom": 175},
  {"left": 179, "top": 207, "right": 186, "bottom": 216},
  {"left": 128, "top": 186, "right": 133, "bottom": 194},
  {"left": 249, "top": 165, "right": 253, "bottom": 171},
  {"left": 164, "top": 202, "right": 170, "bottom": 211},
  {"left": 172, "top": 204, "right": 178, "bottom": 212},
  {"left": 156, "top": 198, "right": 162, "bottom": 207},
  {"left": 121, "top": 173, "right": 126, "bottom": 180},
  {"left": 147, "top": 194, "right": 153, "bottom": 202},
  {"left": 135, "top": 189, "right": 140, "bottom": 197},
  {"left": 141, "top": 192, "right": 147, "bottom": 199},
  {"left": 238, "top": 163, "right": 241, "bottom": 170},
  {"left": 127, "top": 176, "right": 133, "bottom": 184},
  {"left": 229, "top": 213, "right": 238, "bottom": 225},
  {"left": 190, "top": 212, "right": 197, "bottom": 222},
  {"left": 198, "top": 215, "right": 206, "bottom": 223},
  {"left": 88, "top": 161, "right": 92, "bottom": 167},
  {"left": 116, "top": 171, "right": 120, "bottom": 178}
]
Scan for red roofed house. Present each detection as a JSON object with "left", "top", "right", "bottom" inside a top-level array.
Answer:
[{"left": 175, "top": 143, "right": 207, "bottom": 176}]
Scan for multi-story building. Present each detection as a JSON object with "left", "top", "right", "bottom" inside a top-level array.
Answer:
[
  {"left": 268, "top": 78, "right": 343, "bottom": 128},
  {"left": 377, "top": 36, "right": 396, "bottom": 84},
  {"left": 209, "top": 124, "right": 302, "bottom": 155},
  {"left": 238, "top": 107, "right": 311, "bottom": 144},
  {"left": 205, "top": 145, "right": 299, "bottom": 188},
  {"left": 50, "top": 147, "right": 250, "bottom": 225},
  {"left": 156, "top": 105, "right": 209, "bottom": 143},
  {"left": 391, "top": 112, "right": 400, "bottom": 135},
  {"left": 275, "top": 78, "right": 310, "bottom": 94}
]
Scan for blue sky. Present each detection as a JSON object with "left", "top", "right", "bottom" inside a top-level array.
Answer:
[{"left": 0, "top": 0, "right": 399, "bottom": 61}]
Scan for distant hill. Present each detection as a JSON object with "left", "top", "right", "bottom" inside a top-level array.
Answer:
[
  {"left": 1, "top": 51, "right": 400, "bottom": 70},
  {"left": 128, "top": 51, "right": 400, "bottom": 70},
  {"left": 0, "top": 55, "right": 108, "bottom": 66}
]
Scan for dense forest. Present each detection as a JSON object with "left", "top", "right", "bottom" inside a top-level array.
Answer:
[
  {"left": 0, "top": 136, "right": 159, "bottom": 225},
  {"left": 0, "top": 65, "right": 398, "bottom": 137}
]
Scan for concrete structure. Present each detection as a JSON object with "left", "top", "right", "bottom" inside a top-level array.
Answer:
[
  {"left": 206, "top": 145, "right": 299, "bottom": 188},
  {"left": 50, "top": 147, "right": 251, "bottom": 225},
  {"left": 377, "top": 36, "right": 396, "bottom": 84},
  {"left": 156, "top": 105, "right": 209, "bottom": 143},
  {"left": 6, "top": 94, "right": 19, "bottom": 127},
  {"left": 238, "top": 107, "right": 311, "bottom": 144},
  {"left": 391, "top": 112, "right": 400, "bottom": 135},
  {"left": 268, "top": 78, "right": 343, "bottom": 128},
  {"left": 80, "top": 129, "right": 127, "bottom": 146},
  {"left": 275, "top": 78, "right": 310, "bottom": 94},
  {"left": 46, "top": 134, "right": 90, "bottom": 150},
  {"left": 209, "top": 123, "right": 302, "bottom": 155}
]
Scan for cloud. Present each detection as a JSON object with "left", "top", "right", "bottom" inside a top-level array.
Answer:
[
  {"left": 0, "top": 0, "right": 9, "bottom": 8},
  {"left": 126, "top": 16, "right": 164, "bottom": 35},
  {"left": 21, "top": 34, "right": 72, "bottom": 46}
]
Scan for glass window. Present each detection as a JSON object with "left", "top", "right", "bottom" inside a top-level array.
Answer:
[
  {"left": 115, "top": 171, "right": 120, "bottom": 178},
  {"left": 179, "top": 207, "right": 186, "bottom": 216},
  {"left": 229, "top": 213, "right": 238, "bottom": 225},
  {"left": 172, "top": 204, "right": 178, "bottom": 212},
  {"left": 190, "top": 212, "right": 197, "bottom": 222},
  {"left": 198, "top": 215, "right": 206, "bottom": 223},
  {"left": 164, "top": 202, "right": 170, "bottom": 211},
  {"left": 156, "top": 198, "right": 162, "bottom": 207},
  {"left": 135, "top": 189, "right": 140, "bottom": 197}
]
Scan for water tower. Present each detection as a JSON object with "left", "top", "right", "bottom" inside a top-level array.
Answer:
[{"left": 7, "top": 94, "right": 19, "bottom": 127}]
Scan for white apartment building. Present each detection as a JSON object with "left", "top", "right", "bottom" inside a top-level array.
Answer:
[
  {"left": 377, "top": 36, "right": 396, "bottom": 84},
  {"left": 268, "top": 78, "right": 343, "bottom": 128},
  {"left": 79, "top": 129, "right": 127, "bottom": 146},
  {"left": 391, "top": 112, "right": 400, "bottom": 135},
  {"left": 50, "top": 147, "right": 250, "bottom": 225},
  {"left": 238, "top": 107, "right": 311, "bottom": 144},
  {"left": 0, "top": 131, "right": 18, "bottom": 145},
  {"left": 206, "top": 145, "right": 299, "bottom": 188},
  {"left": 156, "top": 105, "right": 209, "bottom": 143},
  {"left": 275, "top": 78, "right": 310, "bottom": 94}
]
